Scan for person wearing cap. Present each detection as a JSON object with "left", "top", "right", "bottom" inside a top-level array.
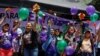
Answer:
[
  {"left": 0, "top": 23, "right": 13, "bottom": 56},
  {"left": 79, "top": 31, "right": 94, "bottom": 56},
  {"left": 12, "top": 19, "right": 22, "bottom": 56}
]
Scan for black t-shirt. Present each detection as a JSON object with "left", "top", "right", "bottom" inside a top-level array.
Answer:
[{"left": 23, "top": 30, "right": 38, "bottom": 49}]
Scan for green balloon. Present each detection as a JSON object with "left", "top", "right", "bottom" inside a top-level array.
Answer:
[
  {"left": 90, "top": 13, "right": 99, "bottom": 22},
  {"left": 38, "top": 11, "right": 45, "bottom": 17},
  {"left": 57, "top": 39, "right": 67, "bottom": 53},
  {"left": 18, "top": 8, "right": 29, "bottom": 20}
]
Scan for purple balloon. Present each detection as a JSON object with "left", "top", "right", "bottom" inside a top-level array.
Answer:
[
  {"left": 86, "top": 5, "right": 95, "bottom": 15},
  {"left": 65, "top": 46, "right": 75, "bottom": 55},
  {"left": 70, "top": 7, "right": 78, "bottom": 15}
]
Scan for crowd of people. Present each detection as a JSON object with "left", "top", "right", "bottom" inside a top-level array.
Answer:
[{"left": 0, "top": 16, "right": 100, "bottom": 56}]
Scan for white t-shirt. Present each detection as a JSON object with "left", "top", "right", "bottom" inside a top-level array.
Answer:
[
  {"left": 81, "top": 39, "right": 92, "bottom": 53},
  {"left": 12, "top": 28, "right": 22, "bottom": 52},
  {"left": 16, "top": 28, "right": 22, "bottom": 36}
]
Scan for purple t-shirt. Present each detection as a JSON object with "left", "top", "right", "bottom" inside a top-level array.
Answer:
[{"left": 0, "top": 32, "right": 13, "bottom": 49}]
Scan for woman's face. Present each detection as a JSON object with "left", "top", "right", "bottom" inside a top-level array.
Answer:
[
  {"left": 3, "top": 25, "right": 9, "bottom": 32},
  {"left": 51, "top": 29, "right": 55, "bottom": 35},
  {"left": 13, "top": 20, "right": 19, "bottom": 26},
  {"left": 69, "top": 26, "right": 75, "bottom": 34},
  {"left": 26, "top": 23, "right": 32, "bottom": 32},
  {"left": 55, "top": 30, "right": 60, "bottom": 36},
  {"left": 85, "top": 32, "right": 91, "bottom": 38}
]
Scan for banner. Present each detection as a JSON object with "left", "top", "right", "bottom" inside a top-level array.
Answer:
[{"left": 0, "top": 8, "right": 18, "bottom": 19}]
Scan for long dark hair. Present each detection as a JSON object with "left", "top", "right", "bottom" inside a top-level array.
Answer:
[{"left": 67, "top": 25, "right": 76, "bottom": 35}]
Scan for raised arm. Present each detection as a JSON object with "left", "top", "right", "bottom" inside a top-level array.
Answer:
[
  {"left": 0, "top": 16, "right": 6, "bottom": 25},
  {"left": 65, "top": 34, "right": 71, "bottom": 42},
  {"left": 12, "top": 22, "right": 20, "bottom": 32},
  {"left": 31, "top": 20, "right": 37, "bottom": 32}
]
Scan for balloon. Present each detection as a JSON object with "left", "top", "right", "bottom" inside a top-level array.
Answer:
[
  {"left": 70, "top": 7, "right": 78, "bottom": 15},
  {"left": 86, "top": 5, "right": 95, "bottom": 15},
  {"left": 56, "top": 39, "right": 67, "bottom": 53},
  {"left": 90, "top": 13, "right": 99, "bottom": 22},
  {"left": 65, "top": 46, "right": 75, "bottom": 55},
  {"left": 78, "top": 13, "right": 86, "bottom": 20},
  {"left": 18, "top": 8, "right": 29, "bottom": 20},
  {"left": 38, "top": 11, "right": 45, "bottom": 17}
]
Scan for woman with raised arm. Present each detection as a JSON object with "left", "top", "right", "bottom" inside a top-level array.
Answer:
[
  {"left": 65, "top": 25, "right": 76, "bottom": 44},
  {"left": 12, "top": 19, "right": 23, "bottom": 56},
  {"left": 65, "top": 25, "right": 78, "bottom": 56},
  {"left": 22, "top": 21, "right": 39, "bottom": 56},
  {"left": 0, "top": 23, "right": 13, "bottom": 56}
]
